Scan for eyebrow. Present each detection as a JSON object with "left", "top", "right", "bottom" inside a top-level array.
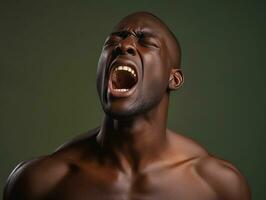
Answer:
[{"left": 110, "top": 29, "right": 159, "bottom": 39}]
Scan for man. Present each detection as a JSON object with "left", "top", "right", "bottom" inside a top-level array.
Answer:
[{"left": 4, "top": 12, "right": 250, "bottom": 200}]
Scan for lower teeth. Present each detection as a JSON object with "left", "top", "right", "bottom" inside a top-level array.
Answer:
[{"left": 114, "top": 88, "right": 129, "bottom": 92}]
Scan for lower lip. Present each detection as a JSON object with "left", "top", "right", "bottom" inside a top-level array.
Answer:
[{"left": 108, "top": 78, "right": 138, "bottom": 98}]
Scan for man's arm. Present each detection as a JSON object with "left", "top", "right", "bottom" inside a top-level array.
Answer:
[
  {"left": 4, "top": 156, "right": 69, "bottom": 200},
  {"left": 196, "top": 156, "right": 251, "bottom": 200}
]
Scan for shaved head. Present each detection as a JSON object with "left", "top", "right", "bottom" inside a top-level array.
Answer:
[
  {"left": 97, "top": 11, "right": 184, "bottom": 118},
  {"left": 115, "top": 11, "right": 181, "bottom": 68}
]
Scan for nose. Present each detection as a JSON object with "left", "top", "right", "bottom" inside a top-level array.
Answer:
[{"left": 114, "top": 36, "right": 136, "bottom": 56}]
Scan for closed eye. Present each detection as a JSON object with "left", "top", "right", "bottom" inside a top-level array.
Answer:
[
  {"left": 104, "top": 36, "right": 120, "bottom": 47},
  {"left": 139, "top": 38, "right": 159, "bottom": 48},
  {"left": 138, "top": 33, "right": 159, "bottom": 48}
]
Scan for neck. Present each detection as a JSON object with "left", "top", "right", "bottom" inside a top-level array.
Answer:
[{"left": 97, "top": 95, "right": 170, "bottom": 171}]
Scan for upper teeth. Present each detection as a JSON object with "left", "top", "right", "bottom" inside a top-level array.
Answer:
[
  {"left": 114, "top": 88, "right": 129, "bottom": 92},
  {"left": 114, "top": 66, "right": 136, "bottom": 77}
]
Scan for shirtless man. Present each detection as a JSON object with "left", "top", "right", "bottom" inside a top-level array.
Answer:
[{"left": 4, "top": 12, "right": 250, "bottom": 200}]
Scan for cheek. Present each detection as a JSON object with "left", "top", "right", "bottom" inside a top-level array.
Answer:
[
  {"left": 97, "top": 51, "right": 109, "bottom": 72},
  {"left": 96, "top": 51, "right": 109, "bottom": 92},
  {"left": 143, "top": 55, "right": 168, "bottom": 93},
  {"left": 143, "top": 51, "right": 169, "bottom": 83}
]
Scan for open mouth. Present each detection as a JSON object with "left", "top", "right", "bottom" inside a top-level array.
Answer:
[{"left": 108, "top": 65, "right": 138, "bottom": 97}]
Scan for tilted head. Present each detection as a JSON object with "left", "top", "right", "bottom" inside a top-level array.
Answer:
[{"left": 97, "top": 12, "right": 184, "bottom": 119}]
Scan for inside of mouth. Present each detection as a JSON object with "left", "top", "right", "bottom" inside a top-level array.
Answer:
[{"left": 111, "top": 70, "right": 137, "bottom": 90}]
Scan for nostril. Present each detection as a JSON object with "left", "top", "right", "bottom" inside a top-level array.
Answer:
[
  {"left": 114, "top": 46, "right": 123, "bottom": 55},
  {"left": 127, "top": 48, "right": 136, "bottom": 55}
]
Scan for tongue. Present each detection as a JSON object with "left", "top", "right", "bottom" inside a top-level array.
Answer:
[{"left": 112, "top": 70, "right": 136, "bottom": 89}]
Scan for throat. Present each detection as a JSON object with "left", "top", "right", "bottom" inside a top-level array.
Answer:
[
  {"left": 97, "top": 116, "right": 169, "bottom": 171},
  {"left": 98, "top": 94, "right": 170, "bottom": 171}
]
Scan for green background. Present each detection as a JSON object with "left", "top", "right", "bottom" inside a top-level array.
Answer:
[{"left": 1, "top": 1, "right": 265, "bottom": 199}]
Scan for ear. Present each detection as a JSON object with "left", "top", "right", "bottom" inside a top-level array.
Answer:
[{"left": 168, "top": 68, "right": 184, "bottom": 91}]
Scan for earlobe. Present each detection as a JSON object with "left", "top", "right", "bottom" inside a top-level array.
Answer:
[{"left": 168, "top": 68, "right": 184, "bottom": 91}]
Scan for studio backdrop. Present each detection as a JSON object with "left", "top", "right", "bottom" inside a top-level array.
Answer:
[{"left": 1, "top": 1, "right": 265, "bottom": 199}]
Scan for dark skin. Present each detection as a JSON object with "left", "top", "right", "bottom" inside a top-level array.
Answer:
[{"left": 4, "top": 12, "right": 250, "bottom": 200}]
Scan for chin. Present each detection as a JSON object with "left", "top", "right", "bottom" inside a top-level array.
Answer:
[
  {"left": 103, "top": 107, "right": 135, "bottom": 120},
  {"left": 102, "top": 102, "right": 142, "bottom": 120},
  {"left": 102, "top": 99, "right": 158, "bottom": 120}
]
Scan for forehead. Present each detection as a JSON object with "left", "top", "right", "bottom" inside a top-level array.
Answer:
[{"left": 113, "top": 14, "right": 170, "bottom": 38}]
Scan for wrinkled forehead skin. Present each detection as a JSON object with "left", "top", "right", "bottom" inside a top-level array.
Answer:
[{"left": 113, "top": 12, "right": 181, "bottom": 68}]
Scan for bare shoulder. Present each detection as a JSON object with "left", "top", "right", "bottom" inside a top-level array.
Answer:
[
  {"left": 194, "top": 154, "right": 251, "bottom": 200},
  {"left": 3, "top": 155, "right": 69, "bottom": 200},
  {"left": 54, "top": 126, "right": 100, "bottom": 152},
  {"left": 4, "top": 128, "right": 100, "bottom": 200},
  {"left": 167, "top": 129, "right": 209, "bottom": 158},
  {"left": 168, "top": 130, "right": 250, "bottom": 199}
]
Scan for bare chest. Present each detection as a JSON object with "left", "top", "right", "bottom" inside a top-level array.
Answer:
[{"left": 46, "top": 165, "right": 217, "bottom": 200}]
